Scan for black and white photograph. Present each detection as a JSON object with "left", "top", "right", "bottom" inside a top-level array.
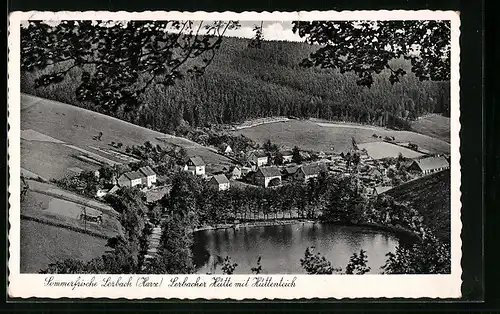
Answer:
[{"left": 8, "top": 10, "right": 461, "bottom": 299}]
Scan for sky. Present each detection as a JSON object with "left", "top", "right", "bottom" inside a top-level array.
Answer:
[
  {"left": 23, "top": 20, "right": 305, "bottom": 42},
  {"left": 227, "top": 21, "right": 303, "bottom": 42}
]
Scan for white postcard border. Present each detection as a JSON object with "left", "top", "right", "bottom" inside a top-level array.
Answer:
[{"left": 8, "top": 10, "right": 462, "bottom": 299}]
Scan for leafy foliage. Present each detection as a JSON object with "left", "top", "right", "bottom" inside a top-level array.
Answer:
[
  {"left": 251, "top": 256, "right": 263, "bottom": 274},
  {"left": 345, "top": 249, "right": 371, "bottom": 274},
  {"left": 22, "top": 20, "right": 240, "bottom": 113},
  {"left": 300, "top": 247, "right": 342, "bottom": 274},
  {"left": 221, "top": 256, "right": 238, "bottom": 275},
  {"left": 382, "top": 229, "right": 451, "bottom": 274},
  {"left": 292, "top": 20, "right": 451, "bottom": 87}
]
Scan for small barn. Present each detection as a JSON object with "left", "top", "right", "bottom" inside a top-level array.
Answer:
[{"left": 209, "top": 174, "right": 231, "bottom": 191}]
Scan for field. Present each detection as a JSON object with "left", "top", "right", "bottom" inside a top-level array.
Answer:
[
  {"left": 356, "top": 142, "right": 425, "bottom": 159},
  {"left": 20, "top": 220, "right": 108, "bottom": 273},
  {"left": 386, "top": 170, "right": 451, "bottom": 243},
  {"left": 26, "top": 179, "right": 118, "bottom": 215},
  {"left": 411, "top": 114, "right": 451, "bottom": 143},
  {"left": 21, "top": 187, "right": 122, "bottom": 239},
  {"left": 21, "top": 140, "right": 99, "bottom": 180},
  {"left": 20, "top": 93, "right": 235, "bottom": 181},
  {"left": 232, "top": 119, "right": 451, "bottom": 155}
]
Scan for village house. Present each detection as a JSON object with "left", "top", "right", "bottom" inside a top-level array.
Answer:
[
  {"left": 282, "top": 165, "right": 299, "bottom": 179},
  {"left": 371, "top": 185, "right": 393, "bottom": 197},
  {"left": 95, "top": 188, "right": 109, "bottom": 198},
  {"left": 138, "top": 166, "right": 157, "bottom": 187},
  {"left": 219, "top": 143, "right": 233, "bottom": 154},
  {"left": 209, "top": 174, "right": 231, "bottom": 191},
  {"left": 294, "top": 164, "right": 322, "bottom": 183},
  {"left": 108, "top": 185, "right": 120, "bottom": 195},
  {"left": 254, "top": 167, "right": 282, "bottom": 188},
  {"left": 407, "top": 156, "right": 450, "bottom": 176},
  {"left": 227, "top": 165, "right": 242, "bottom": 180},
  {"left": 117, "top": 171, "right": 144, "bottom": 187},
  {"left": 240, "top": 165, "right": 252, "bottom": 177},
  {"left": 247, "top": 150, "right": 269, "bottom": 167},
  {"left": 281, "top": 150, "right": 293, "bottom": 163},
  {"left": 184, "top": 156, "right": 206, "bottom": 176}
]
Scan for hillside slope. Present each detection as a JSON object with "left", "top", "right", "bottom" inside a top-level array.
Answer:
[
  {"left": 411, "top": 114, "right": 451, "bottom": 143},
  {"left": 21, "top": 36, "right": 450, "bottom": 134},
  {"left": 386, "top": 170, "right": 451, "bottom": 243},
  {"left": 21, "top": 94, "right": 234, "bottom": 180}
]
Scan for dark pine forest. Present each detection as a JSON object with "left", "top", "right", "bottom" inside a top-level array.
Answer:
[{"left": 21, "top": 37, "right": 450, "bottom": 134}]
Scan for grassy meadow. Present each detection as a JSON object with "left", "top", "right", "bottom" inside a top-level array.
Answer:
[
  {"left": 232, "top": 119, "right": 451, "bottom": 154},
  {"left": 20, "top": 220, "right": 109, "bottom": 273},
  {"left": 20, "top": 93, "right": 235, "bottom": 181},
  {"left": 411, "top": 114, "right": 451, "bottom": 143}
]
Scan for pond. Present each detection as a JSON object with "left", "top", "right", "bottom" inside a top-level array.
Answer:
[{"left": 192, "top": 222, "right": 400, "bottom": 274}]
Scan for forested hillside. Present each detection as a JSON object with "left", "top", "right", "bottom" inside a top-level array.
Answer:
[{"left": 21, "top": 36, "right": 450, "bottom": 134}]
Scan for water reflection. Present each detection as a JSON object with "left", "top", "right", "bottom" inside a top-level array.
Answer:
[{"left": 192, "top": 223, "right": 399, "bottom": 274}]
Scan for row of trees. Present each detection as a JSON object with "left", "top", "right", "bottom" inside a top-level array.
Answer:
[
  {"left": 40, "top": 168, "right": 450, "bottom": 274},
  {"left": 21, "top": 34, "right": 450, "bottom": 135}
]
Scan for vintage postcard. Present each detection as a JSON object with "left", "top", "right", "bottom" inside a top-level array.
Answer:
[{"left": 8, "top": 10, "right": 461, "bottom": 299}]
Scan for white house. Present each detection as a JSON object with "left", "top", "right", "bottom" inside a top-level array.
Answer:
[
  {"left": 95, "top": 189, "right": 109, "bottom": 198},
  {"left": 117, "top": 171, "right": 144, "bottom": 187},
  {"left": 184, "top": 156, "right": 206, "bottom": 176},
  {"left": 227, "top": 166, "right": 242, "bottom": 180},
  {"left": 254, "top": 167, "right": 282, "bottom": 188},
  {"left": 209, "top": 174, "right": 231, "bottom": 191},
  {"left": 247, "top": 150, "right": 268, "bottom": 167},
  {"left": 282, "top": 150, "right": 293, "bottom": 163},
  {"left": 219, "top": 143, "right": 233, "bottom": 154},
  {"left": 407, "top": 156, "right": 450, "bottom": 176},
  {"left": 294, "top": 164, "right": 322, "bottom": 183},
  {"left": 138, "top": 166, "right": 157, "bottom": 187}
]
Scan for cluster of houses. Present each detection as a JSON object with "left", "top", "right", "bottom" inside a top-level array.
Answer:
[
  {"left": 95, "top": 166, "right": 158, "bottom": 198},
  {"left": 184, "top": 146, "right": 451, "bottom": 197},
  {"left": 95, "top": 140, "right": 450, "bottom": 198}
]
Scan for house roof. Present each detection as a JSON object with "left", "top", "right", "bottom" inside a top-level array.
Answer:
[
  {"left": 282, "top": 150, "right": 293, "bottom": 156},
  {"left": 374, "top": 186, "right": 392, "bottom": 195},
  {"left": 284, "top": 166, "right": 299, "bottom": 175},
  {"left": 413, "top": 156, "right": 449, "bottom": 171},
  {"left": 367, "top": 167, "right": 383, "bottom": 176},
  {"left": 299, "top": 164, "right": 322, "bottom": 176},
  {"left": 188, "top": 156, "right": 205, "bottom": 166},
  {"left": 139, "top": 166, "right": 156, "bottom": 176},
  {"left": 256, "top": 167, "right": 282, "bottom": 178},
  {"left": 124, "top": 171, "right": 145, "bottom": 181},
  {"left": 211, "top": 174, "right": 230, "bottom": 185},
  {"left": 108, "top": 185, "right": 120, "bottom": 194},
  {"left": 249, "top": 150, "right": 268, "bottom": 158}
]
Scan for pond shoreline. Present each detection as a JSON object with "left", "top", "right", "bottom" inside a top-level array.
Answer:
[{"left": 192, "top": 219, "right": 419, "bottom": 241}]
